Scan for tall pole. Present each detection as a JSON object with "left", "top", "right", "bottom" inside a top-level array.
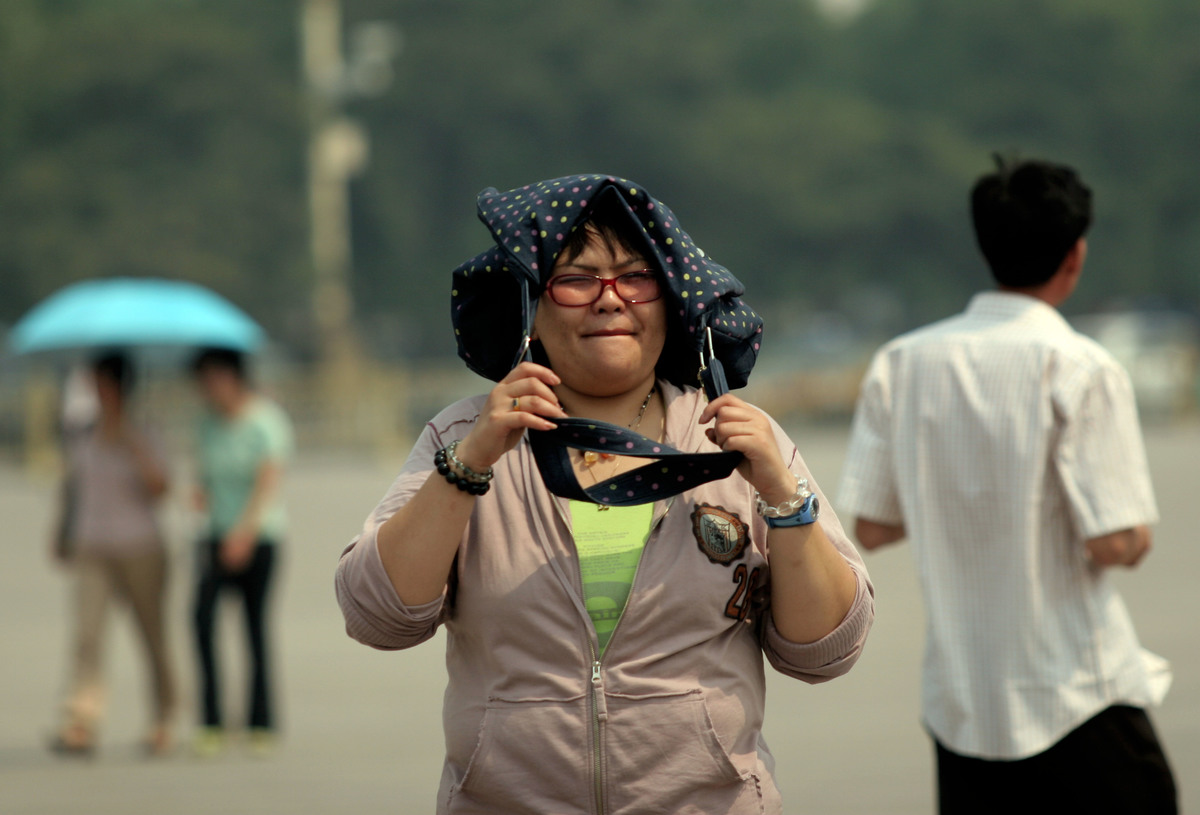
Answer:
[{"left": 301, "top": 0, "right": 368, "bottom": 427}]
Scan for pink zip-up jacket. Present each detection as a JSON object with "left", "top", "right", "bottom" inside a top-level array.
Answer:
[{"left": 336, "top": 383, "right": 874, "bottom": 814}]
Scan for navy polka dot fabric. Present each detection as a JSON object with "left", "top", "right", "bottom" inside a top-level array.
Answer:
[
  {"left": 530, "top": 416, "right": 743, "bottom": 506},
  {"left": 451, "top": 174, "right": 764, "bottom": 391}
]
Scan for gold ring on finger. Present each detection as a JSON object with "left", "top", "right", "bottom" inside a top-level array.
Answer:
[{"left": 511, "top": 398, "right": 520, "bottom": 411}]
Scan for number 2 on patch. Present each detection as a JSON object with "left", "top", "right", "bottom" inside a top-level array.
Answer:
[{"left": 724, "top": 564, "right": 762, "bottom": 622}]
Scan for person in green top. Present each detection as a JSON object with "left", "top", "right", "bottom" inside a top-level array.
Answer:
[{"left": 189, "top": 347, "right": 293, "bottom": 756}]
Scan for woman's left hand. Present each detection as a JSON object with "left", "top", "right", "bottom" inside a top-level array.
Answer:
[
  {"left": 703, "top": 394, "right": 859, "bottom": 644},
  {"left": 699, "top": 394, "right": 796, "bottom": 504}
]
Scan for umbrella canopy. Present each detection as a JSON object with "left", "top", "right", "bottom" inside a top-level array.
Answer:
[{"left": 9, "top": 277, "right": 265, "bottom": 354}]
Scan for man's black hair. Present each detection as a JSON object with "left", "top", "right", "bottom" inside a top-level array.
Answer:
[{"left": 970, "top": 155, "right": 1093, "bottom": 288}]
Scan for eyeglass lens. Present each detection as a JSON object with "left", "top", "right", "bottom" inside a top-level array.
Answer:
[{"left": 547, "top": 271, "right": 662, "bottom": 306}]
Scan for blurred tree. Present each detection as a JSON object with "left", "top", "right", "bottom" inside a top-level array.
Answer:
[
  {"left": 0, "top": 0, "right": 309, "bottom": 345},
  {"left": 841, "top": 0, "right": 1200, "bottom": 311},
  {"left": 2, "top": 0, "right": 1197, "bottom": 364}
]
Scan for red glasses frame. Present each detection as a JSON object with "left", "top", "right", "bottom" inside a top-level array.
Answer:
[{"left": 544, "top": 270, "right": 663, "bottom": 307}]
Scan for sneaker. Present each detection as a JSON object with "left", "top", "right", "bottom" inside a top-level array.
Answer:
[{"left": 192, "top": 727, "right": 225, "bottom": 758}]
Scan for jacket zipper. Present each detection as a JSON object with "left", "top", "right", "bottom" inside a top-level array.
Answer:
[
  {"left": 590, "top": 656, "right": 607, "bottom": 815},
  {"left": 579, "top": 498, "right": 672, "bottom": 815}
]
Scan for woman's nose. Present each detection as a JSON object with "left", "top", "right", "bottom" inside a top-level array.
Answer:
[{"left": 593, "top": 282, "right": 625, "bottom": 312}]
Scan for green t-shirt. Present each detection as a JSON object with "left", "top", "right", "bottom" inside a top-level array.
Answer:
[
  {"left": 196, "top": 397, "right": 294, "bottom": 541},
  {"left": 570, "top": 501, "right": 653, "bottom": 656}
]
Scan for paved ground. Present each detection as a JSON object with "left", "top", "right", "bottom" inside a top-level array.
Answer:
[{"left": 1, "top": 420, "right": 1196, "bottom": 814}]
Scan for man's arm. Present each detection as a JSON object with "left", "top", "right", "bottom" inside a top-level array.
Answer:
[
  {"left": 1058, "top": 364, "right": 1158, "bottom": 570},
  {"left": 840, "top": 351, "right": 907, "bottom": 554},
  {"left": 1086, "top": 525, "right": 1152, "bottom": 568},
  {"left": 854, "top": 517, "right": 906, "bottom": 550}
]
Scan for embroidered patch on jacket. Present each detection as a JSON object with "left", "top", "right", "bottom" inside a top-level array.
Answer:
[{"left": 690, "top": 504, "right": 749, "bottom": 566}]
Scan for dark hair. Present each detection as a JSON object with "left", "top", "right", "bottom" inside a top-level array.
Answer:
[
  {"left": 189, "top": 346, "right": 248, "bottom": 382},
  {"left": 558, "top": 196, "right": 646, "bottom": 269},
  {"left": 970, "top": 156, "right": 1093, "bottom": 288},
  {"left": 91, "top": 350, "right": 135, "bottom": 396}
]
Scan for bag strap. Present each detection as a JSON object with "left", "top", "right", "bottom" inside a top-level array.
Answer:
[
  {"left": 528, "top": 418, "right": 742, "bottom": 507},
  {"left": 511, "top": 276, "right": 536, "bottom": 369}
]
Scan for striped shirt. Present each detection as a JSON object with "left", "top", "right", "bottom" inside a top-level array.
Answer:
[{"left": 839, "top": 290, "right": 1171, "bottom": 759}]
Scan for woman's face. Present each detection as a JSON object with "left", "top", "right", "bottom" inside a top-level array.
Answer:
[
  {"left": 195, "top": 365, "right": 244, "bottom": 415},
  {"left": 532, "top": 230, "right": 667, "bottom": 398}
]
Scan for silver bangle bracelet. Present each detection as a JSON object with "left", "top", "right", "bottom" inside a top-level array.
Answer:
[{"left": 755, "top": 477, "right": 812, "bottom": 518}]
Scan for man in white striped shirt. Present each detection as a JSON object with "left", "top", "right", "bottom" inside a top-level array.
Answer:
[{"left": 839, "top": 157, "right": 1177, "bottom": 814}]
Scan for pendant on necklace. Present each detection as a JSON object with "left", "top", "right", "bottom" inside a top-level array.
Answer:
[
  {"left": 596, "top": 505, "right": 610, "bottom": 511},
  {"left": 582, "top": 450, "right": 615, "bottom": 467}
]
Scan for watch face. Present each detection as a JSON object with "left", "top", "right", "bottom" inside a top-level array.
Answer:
[{"left": 809, "top": 495, "right": 821, "bottom": 521}]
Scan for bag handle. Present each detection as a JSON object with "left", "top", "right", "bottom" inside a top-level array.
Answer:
[{"left": 528, "top": 418, "right": 742, "bottom": 507}]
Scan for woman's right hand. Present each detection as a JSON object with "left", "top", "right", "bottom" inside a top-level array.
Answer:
[
  {"left": 454, "top": 362, "right": 568, "bottom": 471},
  {"left": 371, "top": 363, "right": 567, "bottom": 606}
]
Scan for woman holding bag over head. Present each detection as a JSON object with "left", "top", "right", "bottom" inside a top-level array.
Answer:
[{"left": 336, "top": 175, "right": 873, "bottom": 814}]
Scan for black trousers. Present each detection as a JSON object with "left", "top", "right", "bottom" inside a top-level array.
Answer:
[
  {"left": 936, "top": 705, "right": 1177, "bottom": 815},
  {"left": 193, "top": 538, "right": 277, "bottom": 730}
]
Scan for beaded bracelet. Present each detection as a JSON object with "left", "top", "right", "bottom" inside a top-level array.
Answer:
[
  {"left": 434, "top": 440, "right": 493, "bottom": 496},
  {"left": 755, "top": 477, "right": 811, "bottom": 518}
]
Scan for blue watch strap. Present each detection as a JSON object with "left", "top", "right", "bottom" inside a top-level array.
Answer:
[{"left": 764, "top": 494, "right": 820, "bottom": 528}]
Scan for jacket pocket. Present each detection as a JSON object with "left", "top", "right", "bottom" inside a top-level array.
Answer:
[
  {"left": 446, "top": 695, "right": 590, "bottom": 814},
  {"left": 603, "top": 689, "right": 764, "bottom": 815}
]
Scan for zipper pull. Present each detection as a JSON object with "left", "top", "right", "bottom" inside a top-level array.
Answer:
[{"left": 590, "top": 660, "right": 608, "bottom": 721}]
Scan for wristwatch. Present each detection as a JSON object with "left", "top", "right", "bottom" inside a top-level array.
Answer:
[
  {"left": 757, "top": 478, "right": 822, "bottom": 529},
  {"left": 764, "top": 493, "right": 821, "bottom": 528}
]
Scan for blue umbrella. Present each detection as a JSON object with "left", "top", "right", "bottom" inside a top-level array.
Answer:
[{"left": 9, "top": 277, "right": 265, "bottom": 354}]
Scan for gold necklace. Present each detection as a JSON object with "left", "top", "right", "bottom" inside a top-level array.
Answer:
[
  {"left": 581, "top": 385, "right": 656, "bottom": 468},
  {"left": 580, "top": 385, "right": 656, "bottom": 509}
]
